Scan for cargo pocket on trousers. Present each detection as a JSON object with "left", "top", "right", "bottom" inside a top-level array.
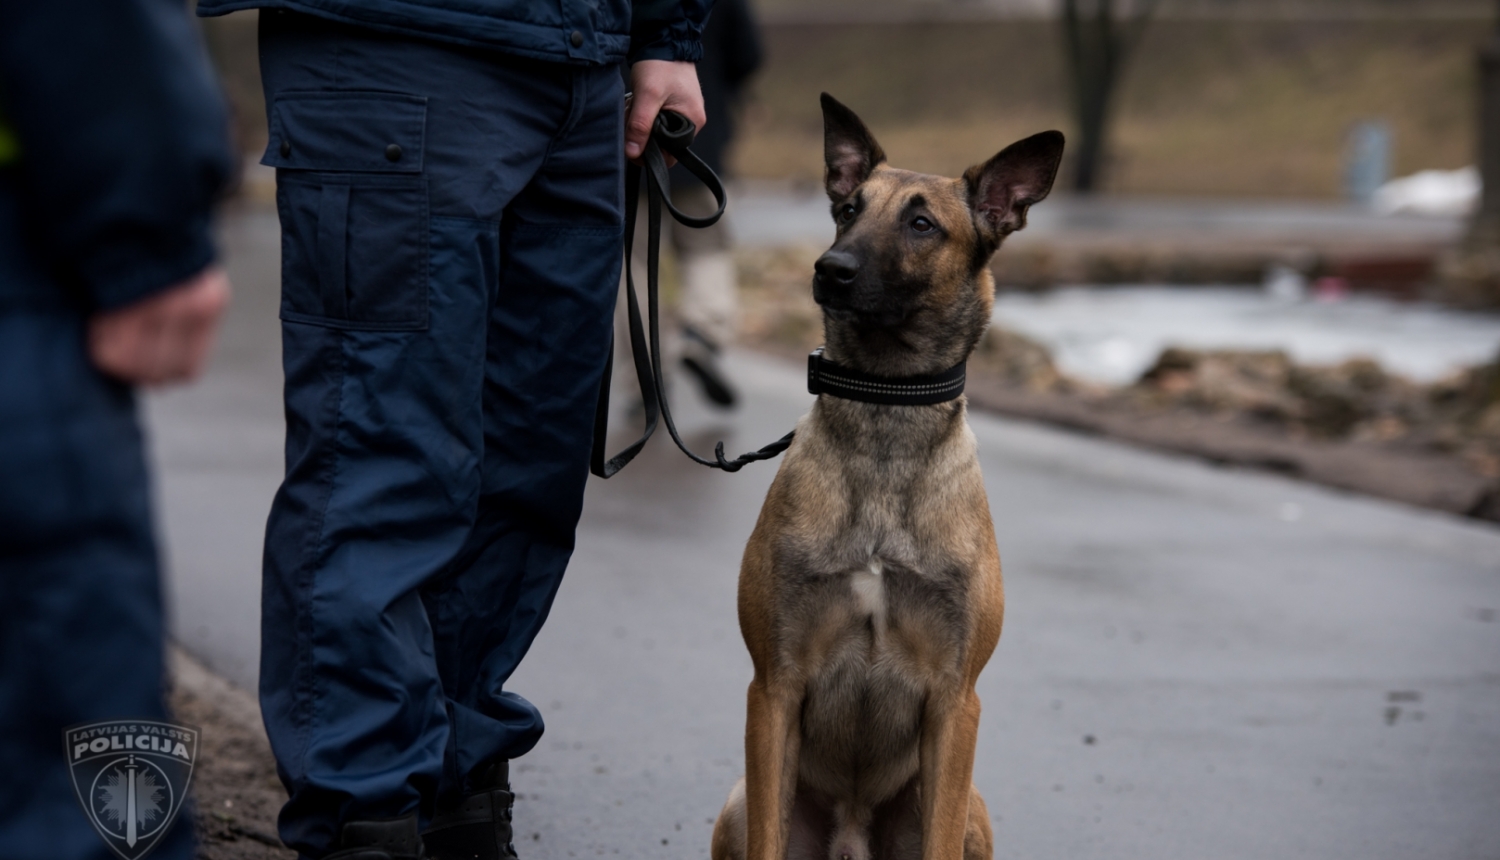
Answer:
[
  {"left": 276, "top": 175, "right": 430, "bottom": 330},
  {"left": 266, "top": 91, "right": 430, "bottom": 331}
]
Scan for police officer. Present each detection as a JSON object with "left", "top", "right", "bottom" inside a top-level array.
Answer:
[
  {"left": 0, "top": 2, "right": 233, "bottom": 859},
  {"left": 189, "top": 1, "right": 710, "bottom": 857}
]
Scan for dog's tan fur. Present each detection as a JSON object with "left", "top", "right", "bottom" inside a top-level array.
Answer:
[{"left": 710, "top": 95, "right": 1063, "bottom": 860}]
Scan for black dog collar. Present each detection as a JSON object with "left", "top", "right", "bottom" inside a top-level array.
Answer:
[{"left": 807, "top": 347, "right": 966, "bottom": 405}]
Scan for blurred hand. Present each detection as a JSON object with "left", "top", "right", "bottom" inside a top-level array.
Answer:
[
  {"left": 88, "top": 266, "right": 231, "bottom": 386},
  {"left": 626, "top": 60, "right": 706, "bottom": 164}
]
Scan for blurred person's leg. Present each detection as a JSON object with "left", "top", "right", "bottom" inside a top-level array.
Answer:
[
  {"left": 670, "top": 182, "right": 738, "bottom": 407},
  {"left": 255, "top": 11, "right": 620, "bottom": 857},
  {"left": 0, "top": 309, "right": 193, "bottom": 860}
]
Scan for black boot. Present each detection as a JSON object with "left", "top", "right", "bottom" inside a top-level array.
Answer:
[
  {"left": 423, "top": 760, "right": 518, "bottom": 860},
  {"left": 680, "top": 326, "right": 738, "bottom": 408},
  {"left": 324, "top": 812, "right": 424, "bottom": 860}
]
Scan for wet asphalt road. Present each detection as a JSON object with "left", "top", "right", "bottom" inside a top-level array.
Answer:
[{"left": 146, "top": 204, "right": 1500, "bottom": 860}]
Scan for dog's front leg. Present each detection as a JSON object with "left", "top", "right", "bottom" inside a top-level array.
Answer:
[
  {"left": 744, "top": 678, "right": 803, "bottom": 860},
  {"left": 918, "top": 689, "right": 982, "bottom": 860}
]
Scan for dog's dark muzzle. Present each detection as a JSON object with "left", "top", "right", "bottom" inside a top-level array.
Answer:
[
  {"left": 814, "top": 249, "right": 860, "bottom": 286},
  {"left": 813, "top": 248, "right": 872, "bottom": 310},
  {"left": 814, "top": 248, "right": 911, "bottom": 327}
]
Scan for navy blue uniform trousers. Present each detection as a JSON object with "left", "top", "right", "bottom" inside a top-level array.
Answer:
[
  {"left": 256, "top": 13, "right": 624, "bottom": 856},
  {"left": 0, "top": 303, "right": 193, "bottom": 860}
]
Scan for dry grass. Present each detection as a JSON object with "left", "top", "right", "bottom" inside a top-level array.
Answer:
[
  {"left": 200, "top": 13, "right": 1487, "bottom": 199},
  {"left": 732, "top": 18, "right": 1486, "bottom": 198}
]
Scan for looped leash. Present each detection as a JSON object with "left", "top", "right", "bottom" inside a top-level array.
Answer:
[{"left": 590, "top": 110, "right": 795, "bottom": 478}]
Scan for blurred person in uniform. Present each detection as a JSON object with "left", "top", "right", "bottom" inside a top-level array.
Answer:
[
  {"left": 621, "top": 0, "right": 762, "bottom": 408},
  {"left": 0, "top": 2, "right": 234, "bottom": 859},
  {"left": 189, "top": 1, "right": 708, "bottom": 858}
]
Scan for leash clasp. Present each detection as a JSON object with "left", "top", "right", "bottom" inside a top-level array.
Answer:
[{"left": 807, "top": 347, "right": 825, "bottom": 396}]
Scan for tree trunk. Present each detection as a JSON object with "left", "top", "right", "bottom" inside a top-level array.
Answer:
[
  {"left": 1061, "top": 0, "right": 1155, "bottom": 194},
  {"left": 1437, "top": 0, "right": 1500, "bottom": 307},
  {"left": 1476, "top": 3, "right": 1500, "bottom": 233}
]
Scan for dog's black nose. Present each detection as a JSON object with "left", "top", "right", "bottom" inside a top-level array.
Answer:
[{"left": 814, "top": 251, "right": 860, "bottom": 285}]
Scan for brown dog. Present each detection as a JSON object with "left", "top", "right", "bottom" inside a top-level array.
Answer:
[{"left": 709, "top": 95, "right": 1064, "bottom": 860}]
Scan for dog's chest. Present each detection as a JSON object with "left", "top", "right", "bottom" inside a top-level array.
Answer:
[
  {"left": 788, "top": 553, "right": 965, "bottom": 802},
  {"left": 775, "top": 484, "right": 972, "bottom": 683},
  {"left": 768, "top": 412, "right": 986, "bottom": 799},
  {"left": 792, "top": 550, "right": 966, "bottom": 670}
]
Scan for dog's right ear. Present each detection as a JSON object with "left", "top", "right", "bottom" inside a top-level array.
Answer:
[
  {"left": 821, "top": 93, "right": 886, "bottom": 202},
  {"left": 964, "top": 130, "right": 1065, "bottom": 247}
]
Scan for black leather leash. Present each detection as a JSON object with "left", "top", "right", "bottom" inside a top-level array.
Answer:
[
  {"left": 591, "top": 110, "right": 794, "bottom": 477},
  {"left": 589, "top": 111, "right": 970, "bottom": 479}
]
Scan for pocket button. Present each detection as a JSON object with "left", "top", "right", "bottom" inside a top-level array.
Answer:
[
  {"left": 385, "top": 144, "right": 403, "bottom": 163},
  {"left": 280, "top": 139, "right": 291, "bottom": 158},
  {"left": 570, "top": 30, "right": 584, "bottom": 47}
]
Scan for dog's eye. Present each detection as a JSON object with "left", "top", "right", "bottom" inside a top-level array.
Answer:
[
  {"left": 911, "top": 216, "right": 935, "bottom": 233},
  {"left": 837, "top": 204, "right": 856, "bottom": 225}
]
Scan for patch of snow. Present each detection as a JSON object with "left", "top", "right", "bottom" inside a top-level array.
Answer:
[
  {"left": 993, "top": 285, "right": 1500, "bottom": 386},
  {"left": 1372, "top": 167, "right": 1479, "bottom": 217}
]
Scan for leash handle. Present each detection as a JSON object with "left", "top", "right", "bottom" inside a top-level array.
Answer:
[
  {"left": 590, "top": 111, "right": 794, "bottom": 479},
  {"left": 646, "top": 111, "right": 726, "bottom": 229}
]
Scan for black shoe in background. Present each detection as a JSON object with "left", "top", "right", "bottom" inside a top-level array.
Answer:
[
  {"left": 423, "top": 760, "right": 518, "bottom": 860},
  {"left": 324, "top": 813, "right": 425, "bottom": 860},
  {"left": 680, "top": 326, "right": 738, "bottom": 409}
]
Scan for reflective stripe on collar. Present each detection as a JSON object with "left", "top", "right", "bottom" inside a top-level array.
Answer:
[{"left": 807, "top": 347, "right": 966, "bottom": 406}]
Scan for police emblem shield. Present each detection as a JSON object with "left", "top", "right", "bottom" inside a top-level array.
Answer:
[{"left": 64, "top": 720, "right": 199, "bottom": 860}]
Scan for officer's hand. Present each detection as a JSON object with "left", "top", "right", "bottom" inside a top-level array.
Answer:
[
  {"left": 88, "top": 266, "right": 231, "bottom": 387},
  {"left": 626, "top": 59, "right": 706, "bottom": 164}
]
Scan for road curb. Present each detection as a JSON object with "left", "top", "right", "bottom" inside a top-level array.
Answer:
[{"left": 169, "top": 644, "right": 266, "bottom": 739}]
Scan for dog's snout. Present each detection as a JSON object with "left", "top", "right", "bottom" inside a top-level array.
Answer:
[{"left": 815, "top": 251, "right": 860, "bottom": 285}]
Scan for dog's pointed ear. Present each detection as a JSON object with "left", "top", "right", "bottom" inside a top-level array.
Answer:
[
  {"left": 964, "top": 130, "right": 1065, "bottom": 245},
  {"left": 822, "top": 93, "right": 886, "bottom": 202}
]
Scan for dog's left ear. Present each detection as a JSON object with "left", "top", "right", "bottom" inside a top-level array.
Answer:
[{"left": 964, "top": 130, "right": 1065, "bottom": 246}]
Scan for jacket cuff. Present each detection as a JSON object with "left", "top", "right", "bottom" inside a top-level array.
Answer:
[
  {"left": 629, "top": 38, "right": 703, "bottom": 63},
  {"left": 82, "top": 215, "right": 218, "bottom": 311}
]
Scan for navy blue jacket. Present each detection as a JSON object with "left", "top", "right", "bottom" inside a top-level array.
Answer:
[
  {"left": 0, "top": 0, "right": 232, "bottom": 313},
  {"left": 197, "top": 0, "right": 712, "bottom": 65}
]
